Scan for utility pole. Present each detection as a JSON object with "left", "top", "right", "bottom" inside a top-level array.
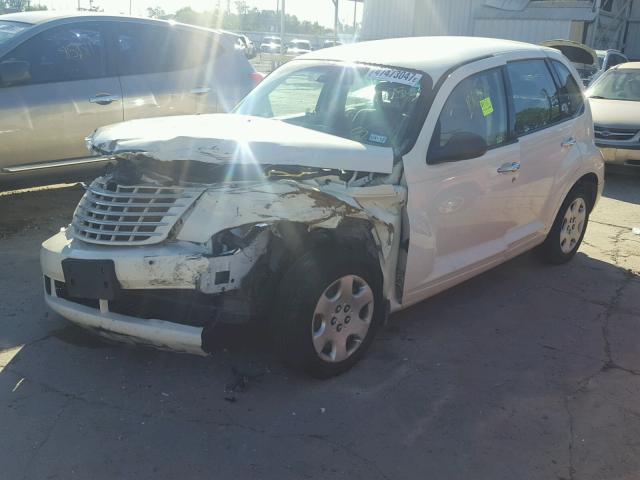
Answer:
[
  {"left": 280, "top": 0, "right": 285, "bottom": 54},
  {"left": 129, "top": 0, "right": 132, "bottom": 15},
  {"left": 332, "top": 0, "right": 339, "bottom": 43},
  {"left": 353, "top": 0, "right": 357, "bottom": 31}
]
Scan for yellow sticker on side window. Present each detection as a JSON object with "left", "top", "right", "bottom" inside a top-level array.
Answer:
[{"left": 480, "top": 97, "right": 494, "bottom": 117}]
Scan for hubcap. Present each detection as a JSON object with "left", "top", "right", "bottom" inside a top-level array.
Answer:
[
  {"left": 559, "top": 197, "right": 586, "bottom": 254},
  {"left": 311, "top": 275, "right": 374, "bottom": 363}
]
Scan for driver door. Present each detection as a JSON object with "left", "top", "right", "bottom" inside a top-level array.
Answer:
[{"left": 402, "top": 62, "right": 522, "bottom": 304}]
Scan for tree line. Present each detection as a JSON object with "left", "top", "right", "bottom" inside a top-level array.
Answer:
[{"left": 147, "top": 3, "right": 333, "bottom": 36}]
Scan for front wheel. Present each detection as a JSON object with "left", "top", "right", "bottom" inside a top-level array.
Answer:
[
  {"left": 272, "top": 250, "right": 384, "bottom": 378},
  {"left": 540, "top": 185, "right": 590, "bottom": 264}
]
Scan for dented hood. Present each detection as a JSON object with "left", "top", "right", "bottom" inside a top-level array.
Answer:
[{"left": 88, "top": 114, "right": 394, "bottom": 174}]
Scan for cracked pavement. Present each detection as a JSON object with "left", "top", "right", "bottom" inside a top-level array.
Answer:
[{"left": 1, "top": 171, "right": 639, "bottom": 480}]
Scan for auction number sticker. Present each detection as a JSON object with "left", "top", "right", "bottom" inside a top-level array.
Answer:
[{"left": 367, "top": 68, "right": 422, "bottom": 87}]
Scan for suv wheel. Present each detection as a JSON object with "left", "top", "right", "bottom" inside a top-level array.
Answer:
[
  {"left": 273, "top": 250, "right": 383, "bottom": 378},
  {"left": 540, "top": 185, "right": 590, "bottom": 264}
]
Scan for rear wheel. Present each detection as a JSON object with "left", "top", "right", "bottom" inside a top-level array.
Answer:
[
  {"left": 540, "top": 185, "right": 590, "bottom": 264},
  {"left": 273, "top": 250, "right": 383, "bottom": 378}
]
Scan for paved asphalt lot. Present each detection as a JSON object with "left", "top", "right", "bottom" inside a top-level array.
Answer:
[{"left": 1, "top": 171, "right": 639, "bottom": 480}]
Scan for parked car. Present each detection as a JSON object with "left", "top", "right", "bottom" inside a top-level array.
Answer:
[
  {"left": 587, "top": 62, "right": 640, "bottom": 169},
  {"left": 0, "top": 12, "right": 259, "bottom": 182},
  {"left": 541, "top": 39, "right": 627, "bottom": 86},
  {"left": 593, "top": 49, "right": 628, "bottom": 84},
  {"left": 287, "top": 39, "right": 312, "bottom": 56},
  {"left": 41, "top": 37, "right": 603, "bottom": 377},
  {"left": 235, "top": 33, "right": 256, "bottom": 59},
  {"left": 260, "top": 36, "right": 284, "bottom": 53},
  {"left": 322, "top": 39, "right": 342, "bottom": 48}
]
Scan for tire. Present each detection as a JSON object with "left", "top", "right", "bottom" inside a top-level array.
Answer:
[
  {"left": 272, "top": 249, "right": 384, "bottom": 378},
  {"left": 540, "top": 185, "right": 590, "bottom": 264}
]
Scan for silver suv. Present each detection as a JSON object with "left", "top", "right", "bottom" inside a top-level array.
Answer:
[{"left": 0, "top": 12, "right": 259, "bottom": 181}]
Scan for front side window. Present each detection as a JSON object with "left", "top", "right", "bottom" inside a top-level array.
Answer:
[
  {"left": 551, "top": 60, "right": 584, "bottom": 118},
  {"left": 506, "top": 60, "right": 561, "bottom": 135},
  {"left": 588, "top": 69, "right": 640, "bottom": 101},
  {"left": 430, "top": 68, "right": 508, "bottom": 152},
  {"left": 235, "top": 61, "right": 428, "bottom": 150},
  {"left": 117, "top": 25, "right": 214, "bottom": 76},
  {"left": 2, "top": 23, "right": 107, "bottom": 84}
]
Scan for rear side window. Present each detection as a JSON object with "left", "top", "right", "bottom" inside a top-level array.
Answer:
[
  {"left": 2, "top": 22, "right": 107, "bottom": 84},
  {"left": 117, "top": 25, "right": 216, "bottom": 75},
  {"left": 551, "top": 60, "right": 584, "bottom": 118},
  {"left": 506, "top": 60, "right": 561, "bottom": 135},
  {"left": 431, "top": 68, "right": 508, "bottom": 150}
]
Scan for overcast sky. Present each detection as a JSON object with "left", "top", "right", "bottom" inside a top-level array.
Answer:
[{"left": 40, "top": 0, "right": 362, "bottom": 28}]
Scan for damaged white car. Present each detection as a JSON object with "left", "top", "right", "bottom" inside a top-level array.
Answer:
[{"left": 41, "top": 37, "right": 604, "bottom": 377}]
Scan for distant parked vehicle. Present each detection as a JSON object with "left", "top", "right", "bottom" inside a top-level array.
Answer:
[
  {"left": 587, "top": 62, "right": 640, "bottom": 169},
  {"left": 592, "top": 49, "right": 628, "bottom": 84},
  {"left": 322, "top": 39, "right": 342, "bottom": 48},
  {"left": 0, "top": 12, "right": 260, "bottom": 181},
  {"left": 260, "top": 36, "right": 284, "bottom": 53},
  {"left": 541, "top": 39, "right": 627, "bottom": 86},
  {"left": 287, "top": 39, "right": 312, "bottom": 56},
  {"left": 237, "top": 34, "right": 256, "bottom": 59}
]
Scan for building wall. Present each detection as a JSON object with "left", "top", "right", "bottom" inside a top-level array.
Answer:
[
  {"left": 361, "top": 0, "right": 416, "bottom": 39},
  {"left": 473, "top": 18, "right": 573, "bottom": 43},
  {"left": 624, "top": 0, "right": 640, "bottom": 59}
]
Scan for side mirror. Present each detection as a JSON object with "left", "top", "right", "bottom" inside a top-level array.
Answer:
[
  {"left": 429, "top": 132, "right": 488, "bottom": 163},
  {"left": 0, "top": 60, "right": 31, "bottom": 86}
]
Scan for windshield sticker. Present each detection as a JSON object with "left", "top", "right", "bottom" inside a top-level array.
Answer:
[
  {"left": 368, "top": 133, "right": 388, "bottom": 144},
  {"left": 367, "top": 68, "right": 422, "bottom": 87},
  {"left": 480, "top": 97, "right": 494, "bottom": 117}
]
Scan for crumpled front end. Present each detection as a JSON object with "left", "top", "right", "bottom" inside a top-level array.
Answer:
[{"left": 41, "top": 153, "right": 407, "bottom": 354}]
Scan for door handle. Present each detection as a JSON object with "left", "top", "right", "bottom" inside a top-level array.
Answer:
[
  {"left": 561, "top": 137, "right": 577, "bottom": 148},
  {"left": 497, "top": 161, "right": 521, "bottom": 174},
  {"left": 190, "top": 86, "right": 211, "bottom": 95},
  {"left": 89, "top": 93, "right": 119, "bottom": 105}
]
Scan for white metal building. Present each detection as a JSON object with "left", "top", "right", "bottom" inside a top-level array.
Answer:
[{"left": 361, "top": 0, "right": 640, "bottom": 59}]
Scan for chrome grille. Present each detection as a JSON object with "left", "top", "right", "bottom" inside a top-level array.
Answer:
[
  {"left": 594, "top": 126, "right": 639, "bottom": 141},
  {"left": 72, "top": 179, "right": 203, "bottom": 245}
]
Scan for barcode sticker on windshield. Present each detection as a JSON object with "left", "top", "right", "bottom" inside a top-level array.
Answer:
[{"left": 368, "top": 68, "right": 422, "bottom": 87}]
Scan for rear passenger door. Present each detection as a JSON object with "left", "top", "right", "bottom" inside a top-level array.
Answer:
[
  {"left": 0, "top": 21, "right": 123, "bottom": 168},
  {"left": 504, "top": 58, "right": 584, "bottom": 240},
  {"left": 116, "top": 22, "right": 219, "bottom": 120}
]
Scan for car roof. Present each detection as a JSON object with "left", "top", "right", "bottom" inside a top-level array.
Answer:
[
  {"left": 303, "top": 36, "right": 552, "bottom": 80},
  {"left": 616, "top": 62, "right": 640, "bottom": 70}
]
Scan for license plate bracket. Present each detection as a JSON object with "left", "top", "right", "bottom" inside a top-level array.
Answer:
[{"left": 61, "top": 259, "right": 120, "bottom": 300}]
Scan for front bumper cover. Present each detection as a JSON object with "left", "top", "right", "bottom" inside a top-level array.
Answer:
[{"left": 41, "top": 229, "right": 255, "bottom": 354}]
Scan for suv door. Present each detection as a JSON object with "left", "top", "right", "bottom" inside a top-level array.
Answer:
[
  {"left": 116, "top": 22, "right": 220, "bottom": 120},
  {"left": 0, "top": 21, "right": 123, "bottom": 170},
  {"left": 403, "top": 63, "right": 520, "bottom": 301},
  {"left": 504, "top": 58, "right": 584, "bottom": 240}
]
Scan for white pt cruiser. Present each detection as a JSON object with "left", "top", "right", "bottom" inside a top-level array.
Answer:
[{"left": 41, "top": 37, "right": 604, "bottom": 377}]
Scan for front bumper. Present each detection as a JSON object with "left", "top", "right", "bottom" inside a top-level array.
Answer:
[
  {"left": 596, "top": 144, "right": 640, "bottom": 167},
  {"left": 45, "top": 294, "right": 205, "bottom": 355},
  {"left": 41, "top": 229, "right": 256, "bottom": 354}
]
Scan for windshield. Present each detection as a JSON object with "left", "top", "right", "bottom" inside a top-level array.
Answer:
[
  {"left": 234, "top": 61, "right": 428, "bottom": 150},
  {"left": 588, "top": 69, "right": 640, "bottom": 101},
  {"left": 265, "top": 37, "right": 281, "bottom": 45},
  {"left": 291, "top": 41, "right": 310, "bottom": 49},
  {"left": 0, "top": 21, "right": 30, "bottom": 46}
]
